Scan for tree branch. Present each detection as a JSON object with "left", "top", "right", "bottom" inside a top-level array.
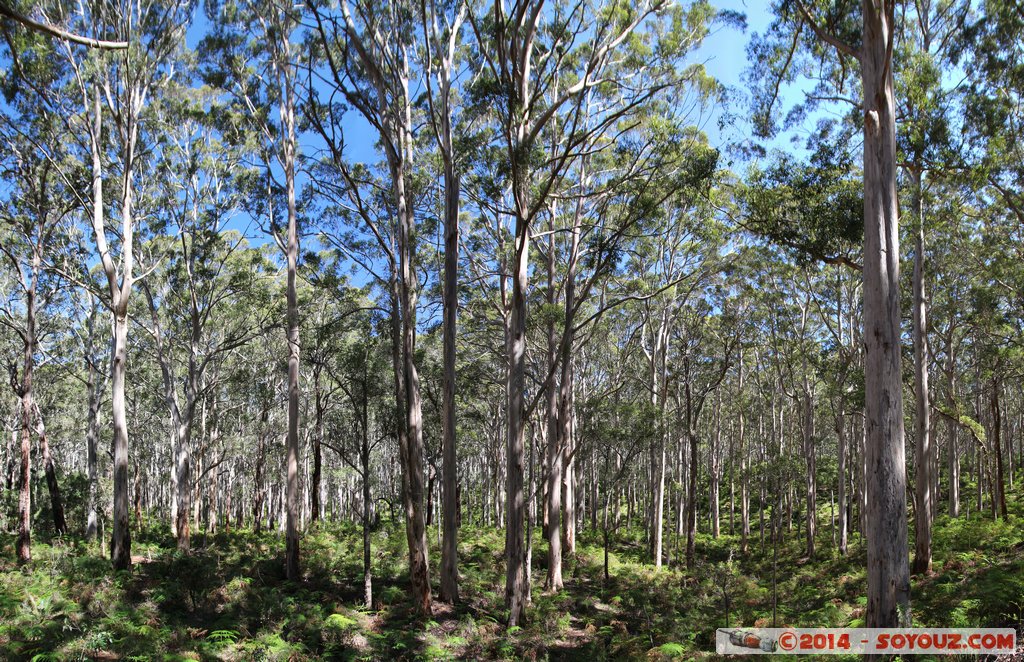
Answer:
[
  {"left": 0, "top": 3, "right": 128, "bottom": 49},
  {"left": 793, "top": 0, "right": 860, "bottom": 61}
]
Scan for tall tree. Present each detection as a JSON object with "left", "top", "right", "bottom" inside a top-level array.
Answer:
[
  {"left": 49, "top": 0, "right": 193, "bottom": 570},
  {"left": 897, "top": 0, "right": 968, "bottom": 576},
  {"left": 0, "top": 129, "right": 75, "bottom": 558},
  {"left": 420, "top": 0, "right": 467, "bottom": 604},
  {"left": 202, "top": 0, "right": 304, "bottom": 579},
  {"left": 310, "top": 0, "right": 432, "bottom": 613},
  {"left": 467, "top": 0, "right": 714, "bottom": 619},
  {"left": 750, "top": 0, "right": 911, "bottom": 626}
]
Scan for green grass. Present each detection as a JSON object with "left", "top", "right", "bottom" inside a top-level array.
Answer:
[{"left": 1, "top": 488, "right": 1022, "bottom": 660}]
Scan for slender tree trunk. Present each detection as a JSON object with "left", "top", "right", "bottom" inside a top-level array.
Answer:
[
  {"left": 650, "top": 322, "right": 667, "bottom": 568},
  {"left": 861, "top": 0, "right": 911, "bottom": 627},
  {"left": 89, "top": 76, "right": 133, "bottom": 571},
  {"left": 280, "top": 52, "right": 302, "bottom": 581},
  {"left": 685, "top": 374, "right": 698, "bottom": 569},
  {"left": 544, "top": 214, "right": 563, "bottom": 590},
  {"left": 740, "top": 409, "right": 750, "bottom": 555},
  {"left": 225, "top": 465, "right": 233, "bottom": 534},
  {"left": 312, "top": 385, "right": 324, "bottom": 525},
  {"left": 802, "top": 387, "right": 816, "bottom": 558},
  {"left": 526, "top": 420, "right": 537, "bottom": 604},
  {"left": 686, "top": 427, "right": 698, "bottom": 569},
  {"left": 911, "top": 168, "right": 932, "bottom": 574},
  {"left": 398, "top": 161, "right": 432, "bottom": 619},
  {"left": 991, "top": 379, "right": 1008, "bottom": 520},
  {"left": 110, "top": 312, "right": 132, "bottom": 570},
  {"left": 254, "top": 424, "right": 266, "bottom": 533},
  {"left": 563, "top": 408, "right": 576, "bottom": 555},
  {"left": 506, "top": 196, "right": 529, "bottom": 626},
  {"left": 837, "top": 408, "right": 848, "bottom": 555},
  {"left": 711, "top": 395, "right": 722, "bottom": 539},
  {"left": 439, "top": 156, "right": 460, "bottom": 603},
  {"left": 16, "top": 320, "right": 33, "bottom": 564},
  {"left": 207, "top": 399, "right": 220, "bottom": 534},
  {"left": 373, "top": 52, "right": 434, "bottom": 616},
  {"left": 947, "top": 362, "right": 960, "bottom": 517},
  {"left": 86, "top": 351, "right": 101, "bottom": 541},
  {"left": 133, "top": 461, "right": 142, "bottom": 532},
  {"left": 654, "top": 429, "right": 667, "bottom": 566},
  {"left": 34, "top": 406, "right": 66, "bottom": 535},
  {"left": 144, "top": 285, "right": 192, "bottom": 551},
  {"left": 361, "top": 396, "right": 373, "bottom": 608}
]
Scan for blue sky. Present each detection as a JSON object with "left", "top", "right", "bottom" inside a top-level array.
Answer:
[
  {"left": 183, "top": 0, "right": 800, "bottom": 255},
  {"left": 694, "top": 0, "right": 771, "bottom": 147},
  {"left": 304, "top": 1, "right": 811, "bottom": 178},
  {"left": 331, "top": 1, "right": 784, "bottom": 168}
]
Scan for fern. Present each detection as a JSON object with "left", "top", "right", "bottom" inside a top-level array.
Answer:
[{"left": 207, "top": 628, "right": 240, "bottom": 645}]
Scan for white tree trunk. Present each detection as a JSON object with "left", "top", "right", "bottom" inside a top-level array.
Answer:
[{"left": 861, "top": 0, "right": 911, "bottom": 627}]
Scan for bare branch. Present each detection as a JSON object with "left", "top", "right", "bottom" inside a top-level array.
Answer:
[{"left": 0, "top": 2, "right": 128, "bottom": 49}]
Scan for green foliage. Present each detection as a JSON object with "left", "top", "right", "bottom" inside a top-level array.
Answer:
[
  {"left": 935, "top": 404, "right": 987, "bottom": 444},
  {"left": 207, "top": 628, "right": 240, "bottom": 645},
  {"left": 655, "top": 641, "right": 687, "bottom": 658},
  {"left": 324, "top": 613, "right": 358, "bottom": 631},
  {"left": 741, "top": 138, "right": 862, "bottom": 268},
  {"left": 1, "top": 503, "right": 1021, "bottom": 660}
]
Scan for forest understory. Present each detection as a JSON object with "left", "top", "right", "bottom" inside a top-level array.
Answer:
[{"left": 2, "top": 488, "right": 1023, "bottom": 661}]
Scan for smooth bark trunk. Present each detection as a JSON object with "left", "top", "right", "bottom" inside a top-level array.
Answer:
[
  {"left": 991, "top": 380, "right": 1008, "bottom": 519},
  {"left": 861, "top": 0, "right": 911, "bottom": 627},
  {"left": 911, "top": 169, "right": 932, "bottom": 574},
  {"left": 85, "top": 351, "right": 101, "bottom": 541},
  {"left": 544, "top": 218, "right": 563, "bottom": 590},
  {"left": 283, "top": 81, "right": 302, "bottom": 581},
  {"left": 110, "top": 313, "right": 131, "bottom": 570},
  {"left": 505, "top": 210, "right": 529, "bottom": 626}
]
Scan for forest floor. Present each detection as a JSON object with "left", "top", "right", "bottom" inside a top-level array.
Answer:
[{"left": 2, "top": 490, "right": 1024, "bottom": 660}]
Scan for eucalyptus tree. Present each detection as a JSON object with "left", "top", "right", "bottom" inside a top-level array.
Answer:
[
  {"left": 893, "top": 0, "right": 970, "bottom": 576},
  {"left": 808, "top": 265, "right": 862, "bottom": 556},
  {"left": 548, "top": 95, "right": 722, "bottom": 583},
  {"left": 774, "top": 270, "right": 830, "bottom": 560},
  {"left": 309, "top": 0, "right": 433, "bottom": 614},
  {"left": 0, "top": 120, "right": 77, "bottom": 560},
  {"left": 957, "top": 202, "right": 1023, "bottom": 521},
  {"left": 613, "top": 172, "right": 722, "bottom": 569},
  {"left": 575, "top": 306, "right": 654, "bottom": 580},
  {"left": 750, "top": 0, "right": 910, "bottom": 626},
  {"left": 318, "top": 298, "right": 392, "bottom": 609},
  {"left": 927, "top": 198, "right": 973, "bottom": 519},
  {"left": 675, "top": 282, "right": 737, "bottom": 569},
  {"left": 141, "top": 226, "right": 273, "bottom": 551},
  {"left": 742, "top": 140, "right": 865, "bottom": 559},
  {"left": 420, "top": 0, "right": 468, "bottom": 605},
  {"left": 139, "top": 82, "right": 273, "bottom": 550},
  {"left": 466, "top": 0, "right": 722, "bottom": 619},
  {"left": 201, "top": 0, "right": 305, "bottom": 579},
  {"left": 956, "top": 0, "right": 1024, "bottom": 523},
  {"left": 75, "top": 288, "right": 107, "bottom": 541},
  {"left": 36, "top": 0, "right": 195, "bottom": 570}
]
